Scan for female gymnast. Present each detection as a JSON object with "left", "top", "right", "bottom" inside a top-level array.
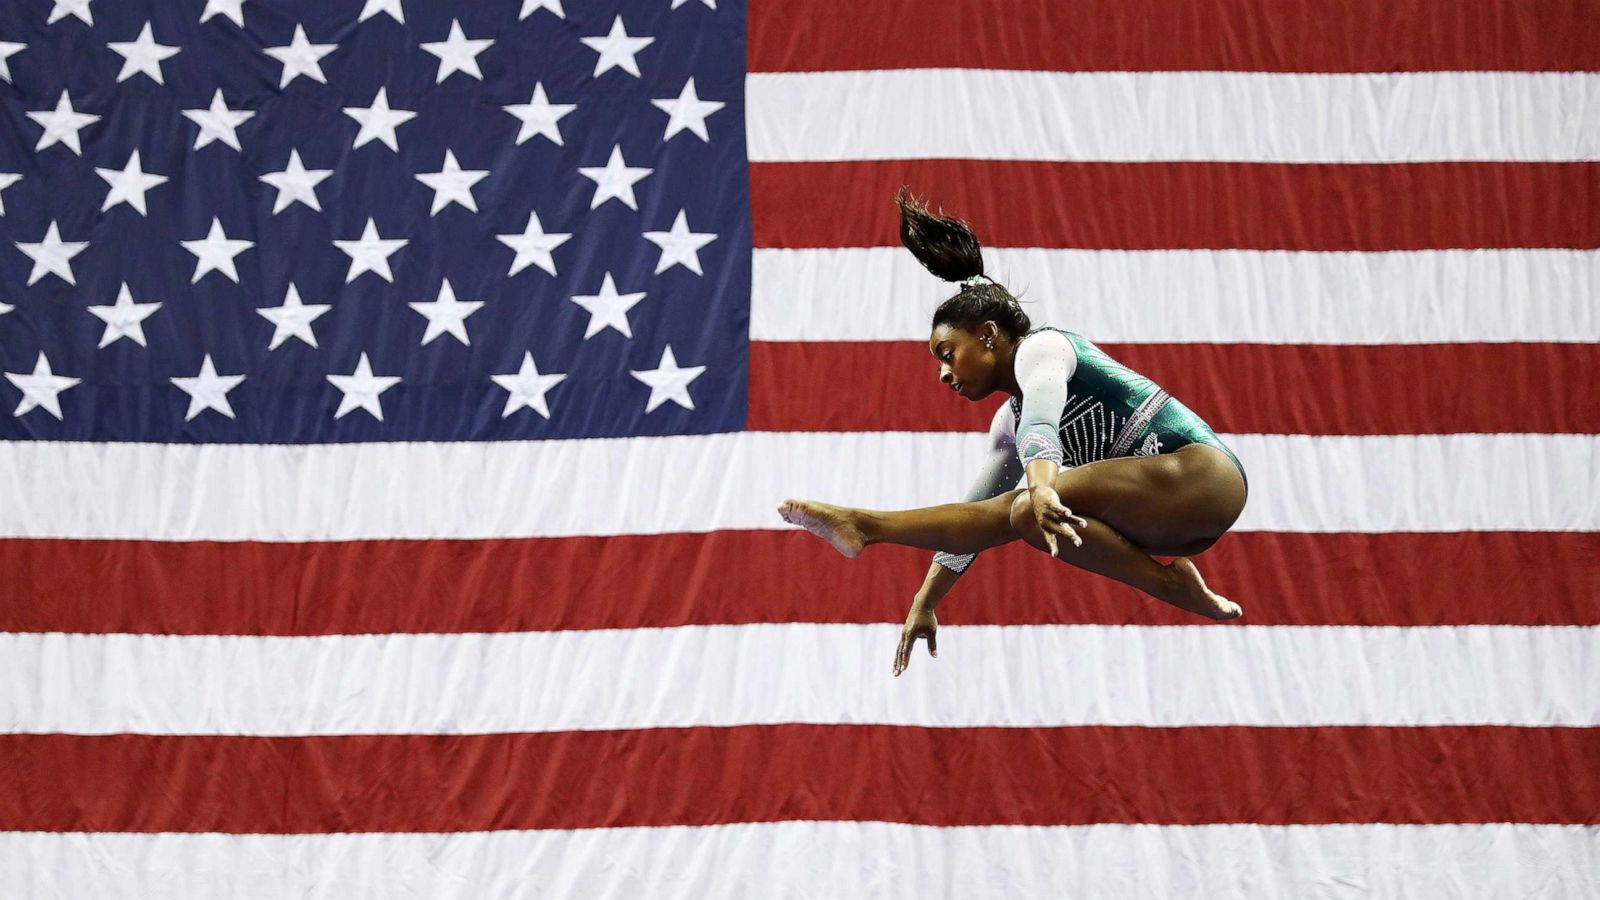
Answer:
[{"left": 779, "top": 189, "right": 1250, "bottom": 677}]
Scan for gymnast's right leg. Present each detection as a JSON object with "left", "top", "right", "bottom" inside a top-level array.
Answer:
[
  {"left": 778, "top": 491, "right": 1237, "bottom": 620},
  {"left": 777, "top": 446, "right": 1244, "bottom": 619}
]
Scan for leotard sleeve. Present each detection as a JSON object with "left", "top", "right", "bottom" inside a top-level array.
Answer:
[
  {"left": 1012, "top": 329, "right": 1077, "bottom": 469},
  {"left": 933, "top": 403, "right": 1024, "bottom": 575}
]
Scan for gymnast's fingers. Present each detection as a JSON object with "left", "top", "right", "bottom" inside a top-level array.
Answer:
[
  {"left": 1060, "top": 506, "right": 1089, "bottom": 529},
  {"left": 1046, "top": 501, "right": 1087, "bottom": 532},
  {"left": 894, "top": 631, "right": 911, "bottom": 676},
  {"left": 1043, "top": 530, "right": 1058, "bottom": 557},
  {"left": 927, "top": 630, "right": 937, "bottom": 659},
  {"left": 1044, "top": 518, "right": 1083, "bottom": 549}
]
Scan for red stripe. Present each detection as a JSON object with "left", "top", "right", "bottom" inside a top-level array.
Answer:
[
  {"left": 5, "top": 531, "right": 1596, "bottom": 633},
  {"left": 749, "top": 0, "right": 1600, "bottom": 73},
  {"left": 748, "top": 341, "right": 1600, "bottom": 435},
  {"left": 750, "top": 162, "right": 1600, "bottom": 250},
  {"left": 2, "top": 727, "right": 1593, "bottom": 831}
]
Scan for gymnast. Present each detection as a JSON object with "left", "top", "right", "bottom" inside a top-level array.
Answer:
[{"left": 779, "top": 189, "right": 1250, "bottom": 677}]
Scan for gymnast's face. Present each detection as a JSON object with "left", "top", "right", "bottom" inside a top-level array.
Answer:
[{"left": 929, "top": 321, "right": 1000, "bottom": 401}]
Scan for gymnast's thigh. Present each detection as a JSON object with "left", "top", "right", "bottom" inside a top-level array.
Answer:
[{"left": 1049, "top": 445, "right": 1246, "bottom": 552}]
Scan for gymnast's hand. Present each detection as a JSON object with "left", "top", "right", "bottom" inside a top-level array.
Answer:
[
  {"left": 893, "top": 600, "right": 937, "bottom": 677},
  {"left": 1029, "top": 484, "right": 1087, "bottom": 557}
]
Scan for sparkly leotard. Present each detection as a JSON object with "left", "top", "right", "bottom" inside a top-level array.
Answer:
[{"left": 932, "top": 327, "right": 1246, "bottom": 574}]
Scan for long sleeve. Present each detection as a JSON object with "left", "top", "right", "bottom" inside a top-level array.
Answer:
[
  {"left": 1012, "top": 329, "right": 1078, "bottom": 468},
  {"left": 932, "top": 404, "right": 1024, "bottom": 575}
]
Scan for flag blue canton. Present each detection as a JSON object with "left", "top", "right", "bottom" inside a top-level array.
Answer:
[{"left": 0, "top": 0, "right": 749, "bottom": 442}]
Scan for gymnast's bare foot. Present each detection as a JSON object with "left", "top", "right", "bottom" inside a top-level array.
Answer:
[
  {"left": 1166, "top": 557, "right": 1242, "bottom": 621},
  {"left": 778, "top": 499, "right": 867, "bottom": 558}
]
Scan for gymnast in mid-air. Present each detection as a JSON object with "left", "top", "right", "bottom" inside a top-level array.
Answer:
[{"left": 780, "top": 189, "right": 1250, "bottom": 676}]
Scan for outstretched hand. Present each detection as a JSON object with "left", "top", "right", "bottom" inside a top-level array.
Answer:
[
  {"left": 893, "top": 601, "right": 938, "bottom": 677},
  {"left": 1029, "top": 484, "right": 1088, "bottom": 557}
]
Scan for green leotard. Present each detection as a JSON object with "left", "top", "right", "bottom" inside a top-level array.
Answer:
[{"left": 1010, "top": 327, "right": 1247, "bottom": 487}]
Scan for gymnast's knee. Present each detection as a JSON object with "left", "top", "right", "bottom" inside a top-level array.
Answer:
[{"left": 1008, "top": 492, "right": 1051, "bottom": 552}]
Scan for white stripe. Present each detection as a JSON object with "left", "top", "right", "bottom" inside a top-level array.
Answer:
[
  {"left": 747, "top": 70, "right": 1600, "bottom": 162},
  {"left": 0, "top": 434, "right": 1594, "bottom": 539},
  {"left": 3, "top": 626, "right": 1593, "bottom": 734},
  {"left": 751, "top": 248, "right": 1600, "bottom": 343},
  {"left": 4, "top": 825, "right": 1595, "bottom": 899}
]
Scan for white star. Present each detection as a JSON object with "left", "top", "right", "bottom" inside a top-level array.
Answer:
[
  {"left": 181, "top": 217, "right": 253, "bottom": 284},
  {"left": 492, "top": 352, "right": 567, "bottom": 419},
  {"left": 503, "top": 83, "right": 574, "bottom": 146},
  {"left": 577, "top": 144, "right": 652, "bottom": 210},
  {"left": 651, "top": 77, "right": 725, "bottom": 143},
  {"left": 260, "top": 149, "right": 332, "bottom": 214},
  {"left": 264, "top": 24, "right": 337, "bottom": 89},
  {"left": 171, "top": 354, "right": 245, "bottom": 421},
  {"left": 48, "top": 0, "right": 93, "bottom": 26},
  {"left": 182, "top": 88, "right": 254, "bottom": 152},
  {"left": 409, "top": 279, "right": 483, "bottom": 346},
  {"left": 420, "top": 19, "right": 492, "bottom": 83},
  {"left": 327, "top": 353, "right": 401, "bottom": 421},
  {"left": 0, "top": 41, "right": 26, "bottom": 83},
  {"left": 414, "top": 150, "right": 489, "bottom": 215},
  {"left": 496, "top": 211, "right": 571, "bottom": 277},
  {"left": 671, "top": 0, "right": 716, "bottom": 7},
  {"left": 359, "top": 0, "right": 404, "bottom": 23},
  {"left": 200, "top": 0, "right": 247, "bottom": 27},
  {"left": 0, "top": 301, "right": 11, "bottom": 317},
  {"left": 95, "top": 150, "right": 168, "bottom": 216},
  {"left": 630, "top": 345, "right": 705, "bottom": 413},
  {"left": 0, "top": 173, "right": 23, "bottom": 216},
  {"left": 5, "top": 353, "right": 80, "bottom": 420},
  {"left": 333, "top": 218, "right": 408, "bottom": 283},
  {"left": 344, "top": 87, "right": 416, "bottom": 152},
  {"left": 257, "top": 283, "right": 331, "bottom": 350},
  {"left": 580, "top": 16, "right": 653, "bottom": 78},
  {"left": 570, "top": 273, "right": 645, "bottom": 339},
  {"left": 26, "top": 90, "right": 99, "bottom": 155},
  {"left": 87, "top": 282, "right": 162, "bottom": 348},
  {"left": 15, "top": 221, "right": 88, "bottom": 286},
  {"left": 107, "top": 22, "right": 180, "bottom": 85},
  {"left": 643, "top": 209, "right": 716, "bottom": 275},
  {"left": 519, "top": 0, "right": 563, "bottom": 20}
]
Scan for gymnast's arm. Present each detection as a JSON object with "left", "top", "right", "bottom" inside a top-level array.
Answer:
[
  {"left": 917, "top": 404, "right": 1024, "bottom": 612},
  {"left": 1013, "top": 329, "right": 1085, "bottom": 554}
]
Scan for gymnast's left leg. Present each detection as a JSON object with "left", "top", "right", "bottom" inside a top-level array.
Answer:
[{"left": 778, "top": 445, "right": 1245, "bottom": 619}]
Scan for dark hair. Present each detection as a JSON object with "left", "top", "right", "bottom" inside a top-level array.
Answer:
[{"left": 895, "top": 186, "right": 1031, "bottom": 339}]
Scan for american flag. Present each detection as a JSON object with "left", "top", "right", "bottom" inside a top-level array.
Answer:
[{"left": 1, "top": 0, "right": 1596, "bottom": 895}]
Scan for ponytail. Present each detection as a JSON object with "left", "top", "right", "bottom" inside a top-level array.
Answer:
[
  {"left": 896, "top": 186, "right": 984, "bottom": 282},
  {"left": 896, "top": 186, "right": 1031, "bottom": 339}
]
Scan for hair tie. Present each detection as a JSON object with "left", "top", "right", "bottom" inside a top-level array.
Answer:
[{"left": 960, "top": 274, "right": 990, "bottom": 289}]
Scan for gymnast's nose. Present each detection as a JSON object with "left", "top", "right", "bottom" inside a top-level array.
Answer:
[{"left": 940, "top": 367, "right": 953, "bottom": 384}]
